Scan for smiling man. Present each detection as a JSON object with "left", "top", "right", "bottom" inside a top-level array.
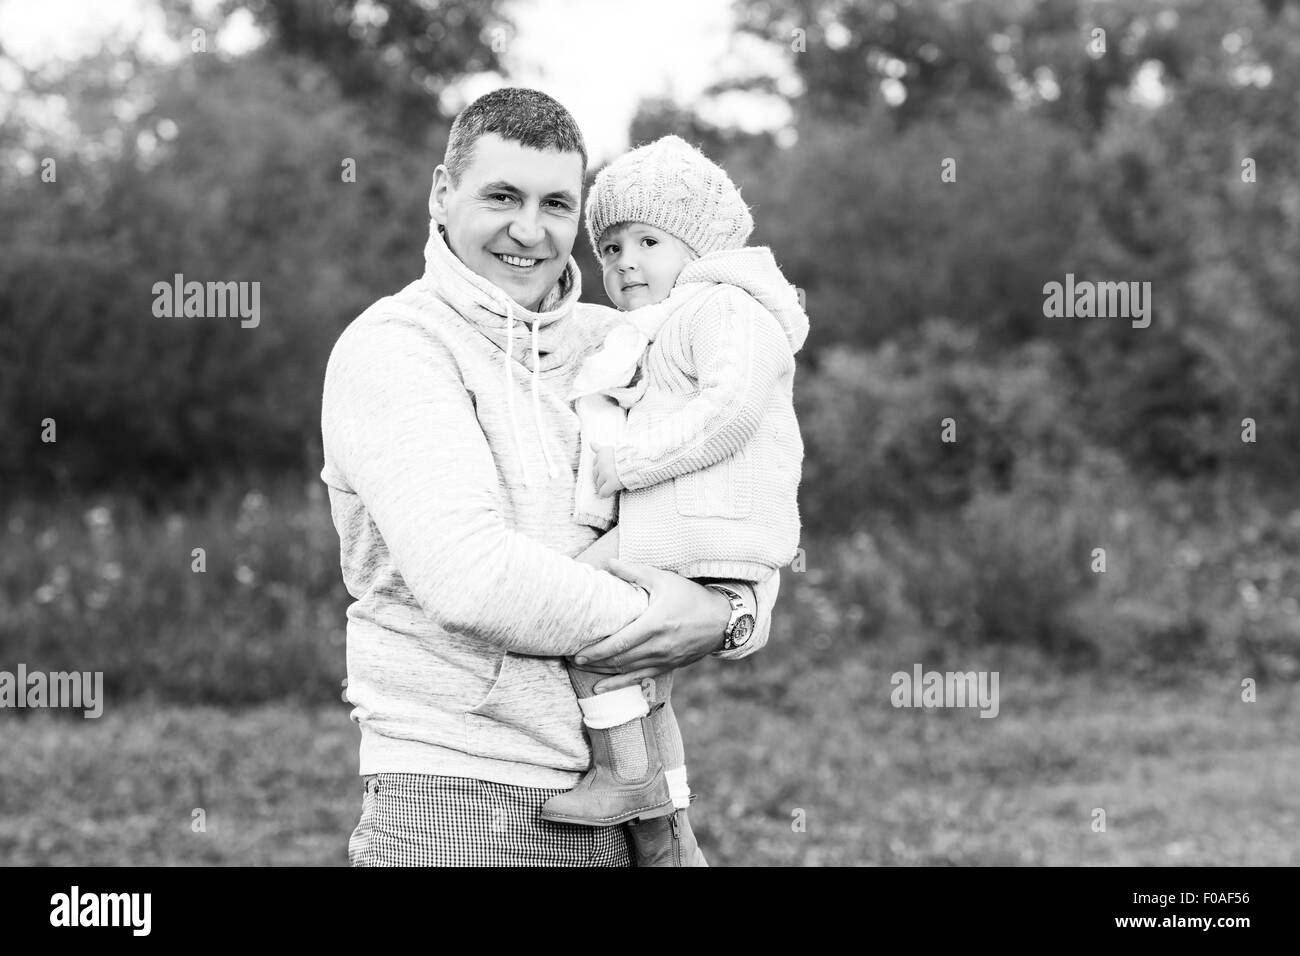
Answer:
[
  {"left": 320, "top": 88, "right": 778, "bottom": 866},
  {"left": 434, "top": 135, "right": 579, "bottom": 308}
]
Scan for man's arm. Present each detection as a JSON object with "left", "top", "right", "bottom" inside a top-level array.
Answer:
[
  {"left": 575, "top": 533, "right": 778, "bottom": 662},
  {"left": 574, "top": 563, "right": 784, "bottom": 692},
  {"left": 322, "top": 317, "right": 647, "bottom": 658}
]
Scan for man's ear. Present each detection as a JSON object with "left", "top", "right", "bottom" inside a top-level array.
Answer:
[{"left": 429, "top": 164, "right": 453, "bottom": 225}]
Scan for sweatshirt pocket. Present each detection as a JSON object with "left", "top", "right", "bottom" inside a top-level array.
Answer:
[
  {"left": 463, "top": 652, "right": 589, "bottom": 766},
  {"left": 673, "top": 446, "right": 753, "bottom": 519},
  {"left": 466, "top": 650, "right": 514, "bottom": 717}
]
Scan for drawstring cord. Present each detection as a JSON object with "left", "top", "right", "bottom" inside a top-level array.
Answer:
[
  {"left": 531, "top": 315, "right": 558, "bottom": 481},
  {"left": 501, "top": 297, "right": 558, "bottom": 486},
  {"left": 502, "top": 300, "right": 530, "bottom": 486}
]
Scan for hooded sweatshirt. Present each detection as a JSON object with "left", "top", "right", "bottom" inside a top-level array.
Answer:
[
  {"left": 320, "top": 218, "right": 779, "bottom": 788},
  {"left": 571, "top": 246, "right": 809, "bottom": 580}
]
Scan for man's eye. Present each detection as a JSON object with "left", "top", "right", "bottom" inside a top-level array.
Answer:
[
  {"left": 489, "top": 194, "right": 514, "bottom": 203},
  {"left": 545, "top": 199, "right": 570, "bottom": 210}
]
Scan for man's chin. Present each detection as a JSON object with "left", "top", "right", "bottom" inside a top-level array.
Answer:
[{"left": 483, "top": 258, "right": 563, "bottom": 307}]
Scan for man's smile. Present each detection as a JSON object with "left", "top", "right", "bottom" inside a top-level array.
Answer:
[{"left": 493, "top": 252, "right": 547, "bottom": 270}]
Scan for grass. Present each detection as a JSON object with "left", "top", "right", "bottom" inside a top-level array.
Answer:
[
  {"left": 3, "top": 641, "right": 1296, "bottom": 866},
  {"left": 3, "top": 478, "right": 1298, "bottom": 865}
]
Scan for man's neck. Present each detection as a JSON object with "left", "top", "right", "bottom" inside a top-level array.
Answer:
[{"left": 440, "top": 224, "right": 558, "bottom": 314}]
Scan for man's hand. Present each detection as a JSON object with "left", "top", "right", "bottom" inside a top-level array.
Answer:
[
  {"left": 573, "top": 558, "right": 731, "bottom": 693},
  {"left": 591, "top": 441, "right": 625, "bottom": 498}
]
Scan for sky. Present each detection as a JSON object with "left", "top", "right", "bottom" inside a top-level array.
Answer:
[{"left": 0, "top": 0, "right": 793, "bottom": 163}]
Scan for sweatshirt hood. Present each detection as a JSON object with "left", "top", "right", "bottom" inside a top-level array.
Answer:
[
  {"left": 421, "top": 218, "right": 586, "bottom": 486},
  {"left": 674, "top": 246, "right": 809, "bottom": 353},
  {"left": 422, "top": 222, "right": 582, "bottom": 372}
]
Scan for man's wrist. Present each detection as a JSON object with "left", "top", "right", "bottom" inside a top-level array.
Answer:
[
  {"left": 707, "top": 587, "right": 733, "bottom": 652},
  {"left": 711, "top": 581, "right": 756, "bottom": 615},
  {"left": 701, "top": 580, "right": 757, "bottom": 655}
]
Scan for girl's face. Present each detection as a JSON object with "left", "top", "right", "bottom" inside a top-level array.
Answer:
[{"left": 597, "top": 222, "right": 696, "bottom": 310}]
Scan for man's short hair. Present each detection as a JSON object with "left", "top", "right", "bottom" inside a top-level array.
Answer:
[{"left": 444, "top": 87, "right": 587, "bottom": 186}]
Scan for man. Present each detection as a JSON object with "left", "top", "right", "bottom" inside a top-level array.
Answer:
[{"left": 320, "top": 87, "right": 780, "bottom": 866}]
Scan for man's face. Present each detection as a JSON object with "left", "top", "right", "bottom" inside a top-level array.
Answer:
[
  {"left": 430, "top": 133, "right": 584, "bottom": 311},
  {"left": 597, "top": 222, "right": 695, "bottom": 311}
]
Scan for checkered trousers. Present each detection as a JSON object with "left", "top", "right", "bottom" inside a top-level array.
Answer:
[{"left": 347, "top": 773, "right": 634, "bottom": 867}]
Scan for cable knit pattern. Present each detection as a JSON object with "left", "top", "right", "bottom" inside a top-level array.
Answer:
[
  {"left": 585, "top": 135, "right": 755, "bottom": 258},
  {"left": 612, "top": 246, "right": 809, "bottom": 580}
]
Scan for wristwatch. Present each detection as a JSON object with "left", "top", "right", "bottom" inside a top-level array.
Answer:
[{"left": 705, "top": 583, "right": 756, "bottom": 651}]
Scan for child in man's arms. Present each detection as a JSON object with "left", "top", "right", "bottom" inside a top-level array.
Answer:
[{"left": 547, "top": 135, "right": 807, "bottom": 866}]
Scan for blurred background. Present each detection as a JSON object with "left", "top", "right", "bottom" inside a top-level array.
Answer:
[{"left": 2, "top": 0, "right": 1299, "bottom": 866}]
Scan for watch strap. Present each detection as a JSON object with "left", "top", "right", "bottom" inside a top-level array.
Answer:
[{"left": 705, "top": 583, "right": 753, "bottom": 650}]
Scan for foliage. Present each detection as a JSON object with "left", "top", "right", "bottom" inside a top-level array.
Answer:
[{"left": 2, "top": 0, "right": 1298, "bottom": 676}]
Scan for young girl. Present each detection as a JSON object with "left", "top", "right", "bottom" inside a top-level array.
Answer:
[{"left": 537, "top": 135, "right": 808, "bottom": 866}]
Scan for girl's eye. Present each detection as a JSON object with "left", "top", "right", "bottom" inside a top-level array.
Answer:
[
  {"left": 642, "top": 237, "right": 657, "bottom": 247},
  {"left": 602, "top": 244, "right": 618, "bottom": 256}
]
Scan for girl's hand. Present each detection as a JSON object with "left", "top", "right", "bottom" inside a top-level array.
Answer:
[{"left": 591, "top": 442, "right": 625, "bottom": 497}]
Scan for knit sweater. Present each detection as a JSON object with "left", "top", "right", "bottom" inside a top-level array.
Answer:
[
  {"left": 320, "top": 221, "right": 780, "bottom": 789},
  {"left": 588, "top": 247, "right": 809, "bottom": 580}
]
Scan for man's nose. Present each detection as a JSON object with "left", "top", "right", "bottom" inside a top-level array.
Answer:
[{"left": 507, "top": 206, "right": 545, "bottom": 248}]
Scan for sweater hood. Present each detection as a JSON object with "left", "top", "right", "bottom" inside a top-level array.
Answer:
[
  {"left": 420, "top": 217, "right": 586, "bottom": 486},
  {"left": 421, "top": 222, "right": 583, "bottom": 371},
  {"left": 675, "top": 246, "right": 809, "bottom": 353}
]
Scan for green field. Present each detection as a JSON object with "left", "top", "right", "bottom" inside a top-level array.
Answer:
[
  {"left": 5, "top": 643, "right": 1295, "bottom": 866},
  {"left": 4, "top": 485, "right": 1298, "bottom": 865}
]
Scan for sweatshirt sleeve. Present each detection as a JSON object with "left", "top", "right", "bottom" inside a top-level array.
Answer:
[
  {"left": 613, "top": 287, "right": 795, "bottom": 490},
  {"left": 322, "top": 315, "right": 648, "bottom": 658}
]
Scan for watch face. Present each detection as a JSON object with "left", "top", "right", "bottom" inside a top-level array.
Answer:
[{"left": 732, "top": 614, "right": 755, "bottom": 647}]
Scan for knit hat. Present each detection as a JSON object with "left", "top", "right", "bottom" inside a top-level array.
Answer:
[{"left": 585, "top": 135, "right": 754, "bottom": 260}]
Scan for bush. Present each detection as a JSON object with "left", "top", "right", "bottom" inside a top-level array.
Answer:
[
  {"left": 0, "top": 479, "right": 347, "bottom": 706},
  {"left": 796, "top": 319, "right": 1088, "bottom": 534},
  {"left": 0, "top": 52, "right": 438, "bottom": 495}
]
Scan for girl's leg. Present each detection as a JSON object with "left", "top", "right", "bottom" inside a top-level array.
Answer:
[
  {"left": 643, "top": 672, "right": 691, "bottom": 811},
  {"left": 538, "top": 664, "right": 674, "bottom": 827},
  {"left": 568, "top": 664, "right": 654, "bottom": 782},
  {"left": 541, "top": 667, "right": 707, "bottom": 864},
  {"left": 627, "top": 809, "right": 708, "bottom": 867},
  {"left": 631, "top": 672, "right": 707, "bottom": 866}
]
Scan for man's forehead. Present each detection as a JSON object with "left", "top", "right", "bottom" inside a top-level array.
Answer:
[{"left": 462, "top": 133, "right": 583, "bottom": 191}]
